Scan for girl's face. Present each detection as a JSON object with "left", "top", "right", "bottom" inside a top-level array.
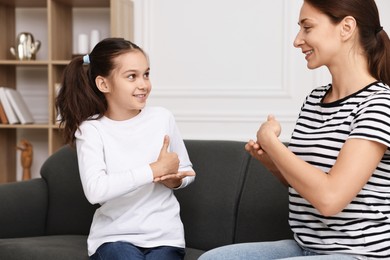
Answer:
[
  {"left": 101, "top": 50, "right": 151, "bottom": 120},
  {"left": 293, "top": 1, "right": 343, "bottom": 70}
]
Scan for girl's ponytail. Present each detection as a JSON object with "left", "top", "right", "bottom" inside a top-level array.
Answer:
[{"left": 56, "top": 55, "right": 107, "bottom": 145}]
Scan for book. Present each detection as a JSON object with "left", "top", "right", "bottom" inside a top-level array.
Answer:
[
  {"left": 0, "top": 87, "right": 19, "bottom": 124},
  {"left": 4, "top": 87, "right": 34, "bottom": 124},
  {"left": 55, "top": 83, "right": 62, "bottom": 123},
  {"left": 0, "top": 102, "right": 9, "bottom": 124}
]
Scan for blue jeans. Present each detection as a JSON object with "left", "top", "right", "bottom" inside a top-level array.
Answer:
[
  {"left": 198, "top": 239, "right": 356, "bottom": 260},
  {"left": 90, "top": 241, "right": 185, "bottom": 260}
]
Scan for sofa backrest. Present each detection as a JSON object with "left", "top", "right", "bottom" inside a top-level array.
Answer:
[
  {"left": 175, "top": 140, "right": 250, "bottom": 251},
  {"left": 234, "top": 156, "right": 292, "bottom": 243},
  {"left": 39, "top": 140, "right": 292, "bottom": 250},
  {"left": 0, "top": 179, "right": 48, "bottom": 238},
  {"left": 175, "top": 140, "right": 292, "bottom": 251},
  {"left": 40, "top": 145, "right": 99, "bottom": 236}
]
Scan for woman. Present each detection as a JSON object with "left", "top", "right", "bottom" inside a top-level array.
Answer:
[{"left": 199, "top": 0, "right": 390, "bottom": 259}]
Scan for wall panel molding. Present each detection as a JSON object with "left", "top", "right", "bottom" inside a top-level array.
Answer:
[
  {"left": 151, "top": 85, "right": 291, "bottom": 98},
  {"left": 132, "top": 0, "right": 314, "bottom": 141}
]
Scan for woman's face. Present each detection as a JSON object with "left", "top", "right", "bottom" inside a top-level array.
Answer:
[
  {"left": 102, "top": 50, "right": 151, "bottom": 120},
  {"left": 293, "top": 1, "right": 343, "bottom": 70}
]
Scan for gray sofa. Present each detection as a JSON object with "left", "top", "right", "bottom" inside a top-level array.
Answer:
[{"left": 0, "top": 140, "right": 292, "bottom": 260}]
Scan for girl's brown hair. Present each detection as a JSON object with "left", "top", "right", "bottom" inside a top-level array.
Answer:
[{"left": 56, "top": 38, "right": 144, "bottom": 145}]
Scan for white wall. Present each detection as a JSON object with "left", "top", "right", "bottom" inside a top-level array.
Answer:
[
  {"left": 14, "top": 0, "right": 390, "bottom": 179},
  {"left": 132, "top": 0, "right": 390, "bottom": 142}
]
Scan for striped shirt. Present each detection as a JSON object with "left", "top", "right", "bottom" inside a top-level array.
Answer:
[{"left": 288, "top": 81, "right": 390, "bottom": 259}]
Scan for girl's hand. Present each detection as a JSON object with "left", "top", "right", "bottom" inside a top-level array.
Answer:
[
  {"left": 154, "top": 171, "right": 196, "bottom": 189},
  {"left": 150, "top": 135, "right": 180, "bottom": 179}
]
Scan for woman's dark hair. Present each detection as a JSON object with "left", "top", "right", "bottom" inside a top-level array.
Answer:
[
  {"left": 305, "top": 0, "right": 390, "bottom": 85},
  {"left": 56, "top": 38, "right": 145, "bottom": 145}
]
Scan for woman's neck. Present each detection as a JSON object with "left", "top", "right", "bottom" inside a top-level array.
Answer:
[{"left": 324, "top": 54, "right": 376, "bottom": 103}]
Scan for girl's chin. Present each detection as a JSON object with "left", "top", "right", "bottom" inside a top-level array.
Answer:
[{"left": 136, "top": 103, "right": 147, "bottom": 111}]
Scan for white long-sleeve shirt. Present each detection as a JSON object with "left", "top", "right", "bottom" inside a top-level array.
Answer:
[{"left": 75, "top": 106, "right": 195, "bottom": 256}]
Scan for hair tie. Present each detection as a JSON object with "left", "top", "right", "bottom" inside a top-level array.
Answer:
[
  {"left": 83, "top": 54, "right": 90, "bottom": 64},
  {"left": 375, "top": 26, "right": 383, "bottom": 34}
]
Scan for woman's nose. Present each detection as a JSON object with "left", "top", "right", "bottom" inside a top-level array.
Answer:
[{"left": 293, "top": 31, "right": 304, "bottom": 48}]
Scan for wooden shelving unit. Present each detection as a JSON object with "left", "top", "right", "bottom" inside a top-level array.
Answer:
[{"left": 0, "top": 0, "right": 133, "bottom": 183}]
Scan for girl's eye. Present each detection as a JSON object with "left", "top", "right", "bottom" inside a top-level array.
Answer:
[
  {"left": 128, "top": 74, "right": 136, "bottom": 80},
  {"left": 144, "top": 72, "right": 150, "bottom": 79}
]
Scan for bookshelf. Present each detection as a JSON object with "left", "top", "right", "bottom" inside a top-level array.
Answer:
[{"left": 0, "top": 0, "right": 133, "bottom": 183}]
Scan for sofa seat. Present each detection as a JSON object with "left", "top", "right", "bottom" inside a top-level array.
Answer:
[{"left": 0, "top": 235, "right": 88, "bottom": 260}]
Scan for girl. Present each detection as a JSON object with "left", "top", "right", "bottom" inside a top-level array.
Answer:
[
  {"left": 56, "top": 38, "right": 195, "bottom": 260},
  {"left": 200, "top": 0, "right": 390, "bottom": 259}
]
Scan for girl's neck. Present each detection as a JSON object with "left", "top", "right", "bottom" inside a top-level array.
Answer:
[{"left": 105, "top": 109, "right": 142, "bottom": 121}]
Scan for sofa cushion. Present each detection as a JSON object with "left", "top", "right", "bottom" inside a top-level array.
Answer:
[
  {"left": 175, "top": 140, "right": 250, "bottom": 251},
  {"left": 0, "top": 235, "right": 88, "bottom": 260},
  {"left": 40, "top": 145, "right": 99, "bottom": 235},
  {"left": 185, "top": 247, "right": 205, "bottom": 259},
  {"left": 234, "top": 156, "right": 292, "bottom": 243},
  {"left": 0, "top": 179, "right": 47, "bottom": 238}
]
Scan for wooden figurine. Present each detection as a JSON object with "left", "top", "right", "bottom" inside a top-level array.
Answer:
[{"left": 17, "top": 139, "right": 33, "bottom": 180}]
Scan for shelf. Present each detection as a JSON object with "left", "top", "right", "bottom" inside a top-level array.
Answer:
[
  {"left": 0, "top": 0, "right": 46, "bottom": 8},
  {"left": 0, "top": 124, "right": 52, "bottom": 129},
  {"left": 52, "top": 60, "right": 71, "bottom": 65},
  {"left": 0, "top": 0, "right": 109, "bottom": 8},
  {"left": 0, "top": 60, "right": 49, "bottom": 65},
  {"left": 0, "top": 0, "right": 133, "bottom": 183},
  {"left": 0, "top": 60, "right": 70, "bottom": 65},
  {"left": 54, "top": 0, "right": 109, "bottom": 8}
]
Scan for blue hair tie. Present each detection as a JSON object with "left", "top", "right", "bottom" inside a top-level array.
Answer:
[{"left": 83, "top": 54, "right": 90, "bottom": 64}]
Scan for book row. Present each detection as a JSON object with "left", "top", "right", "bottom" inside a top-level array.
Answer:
[{"left": 0, "top": 87, "right": 34, "bottom": 125}]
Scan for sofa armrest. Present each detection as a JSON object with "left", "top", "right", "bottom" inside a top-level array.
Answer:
[{"left": 0, "top": 179, "right": 48, "bottom": 238}]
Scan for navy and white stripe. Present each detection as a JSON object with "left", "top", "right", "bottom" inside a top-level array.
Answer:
[{"left": 288, "top": 81, "right": 390, "bottom": 259}]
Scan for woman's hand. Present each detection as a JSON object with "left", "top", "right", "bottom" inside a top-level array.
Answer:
[
  {"left": 245, "top": 139, "right": 264, "bottom": 159},
  {"left": 256, "top": 115, "right": 281, "bottom": 150},
  {"left": 245, "top": 115, "right": 289, "bottom": 186},
  {"left": 245, "top": 139, "right": 280, "bottom": 174}
]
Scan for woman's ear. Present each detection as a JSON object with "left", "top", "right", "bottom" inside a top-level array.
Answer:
[
  {"left": 95, "top": 76, "right": 110, "bottom": 93},
  {"left": 340, "top": 16, "right": 357, "bottom": 40}
]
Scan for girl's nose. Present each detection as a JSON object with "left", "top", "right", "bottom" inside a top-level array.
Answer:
[{"left": 137, "top": 80, "right": 148, "bottom": 90}]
